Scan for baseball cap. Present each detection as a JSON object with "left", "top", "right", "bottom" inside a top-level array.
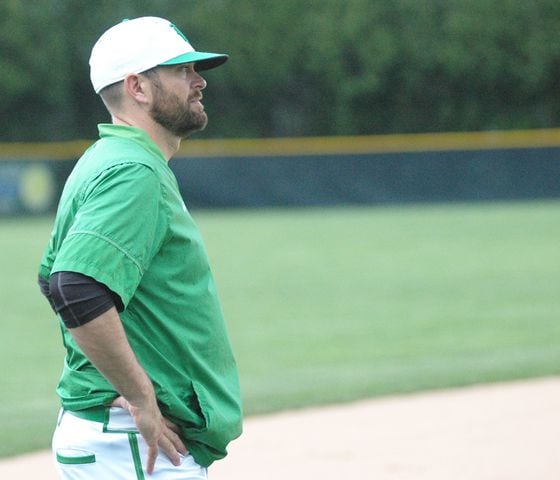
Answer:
[{"left": 89, "top": 16, "right": 228, "bottom": 93}]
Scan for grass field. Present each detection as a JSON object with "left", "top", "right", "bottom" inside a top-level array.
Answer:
[{"left": 1, "top": 200, "right": 560, "bottom": 457}]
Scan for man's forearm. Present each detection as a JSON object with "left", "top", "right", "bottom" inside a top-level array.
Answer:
[
  {"left": 68, "top": 306, "right": 155, "bottom": 408},
  {"left": 68, "top": 306, "right": 186, "bottom": 472}
]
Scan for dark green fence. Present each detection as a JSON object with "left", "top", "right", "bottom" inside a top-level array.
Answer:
[
  {"left": 2, "top": 130, "right": 560, "bottom": 215},
  {"left": 171, "top": 147, "right": 560, "bottom": 208}
]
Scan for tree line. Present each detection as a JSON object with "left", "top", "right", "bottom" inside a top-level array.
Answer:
[{"left": 1, "top": 0, "right": 560, "bottom": 141}]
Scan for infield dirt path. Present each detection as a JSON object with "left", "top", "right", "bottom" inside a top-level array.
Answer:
[{"left": 1, "top": 376, "right": 559, "bottom": 479}]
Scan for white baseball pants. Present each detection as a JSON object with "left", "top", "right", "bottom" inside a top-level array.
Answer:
[{"left": 52, "top": 407, "right": 208, "bottom": 480}]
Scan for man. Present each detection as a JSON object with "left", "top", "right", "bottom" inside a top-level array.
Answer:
[{"left": 38, "top": 16, "right": 242, "bottom": 479}]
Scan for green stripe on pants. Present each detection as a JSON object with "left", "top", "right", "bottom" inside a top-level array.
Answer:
[{"left": 128, "top": 433, "right": 145, "bottom": 480}]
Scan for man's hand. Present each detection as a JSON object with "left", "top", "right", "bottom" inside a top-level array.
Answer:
[{"left": 111, "top": 396, "right": 188, "bottom": 474}]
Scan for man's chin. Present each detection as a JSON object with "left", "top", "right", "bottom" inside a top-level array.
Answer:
[
  {"left": 172, "top": 111, "right": 207, "bottom": 138},
  {"left": 181, "top": 117, "right": 208, "bottom": 138}
]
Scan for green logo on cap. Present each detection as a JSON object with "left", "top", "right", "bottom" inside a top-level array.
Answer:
[{"left": 170, "top": 22, "right": 189, "bottom": 43}]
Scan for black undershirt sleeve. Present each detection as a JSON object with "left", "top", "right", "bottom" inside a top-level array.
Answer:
[
  {"left": 38, "top": 272, "right": 123, "bottom": 329},
  {"left": 38, "top": 275, "right": 56, "bottom": 311}
]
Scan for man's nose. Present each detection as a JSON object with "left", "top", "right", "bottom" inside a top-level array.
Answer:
[{"left": 193, "top": 72, "right": 207, "bottom": 90}]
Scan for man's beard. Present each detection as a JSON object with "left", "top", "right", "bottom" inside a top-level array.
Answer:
[{"left": 150, "top": 84, "right": 208, "bottom": 138}]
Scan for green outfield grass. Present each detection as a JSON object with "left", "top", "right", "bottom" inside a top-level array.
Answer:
[{"left": 1, "top": 200, "right": 560, "bottom": 457}]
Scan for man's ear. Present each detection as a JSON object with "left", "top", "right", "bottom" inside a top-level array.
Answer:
[{"left": 123, "top": 73, "right": 151, "bottom": 105}]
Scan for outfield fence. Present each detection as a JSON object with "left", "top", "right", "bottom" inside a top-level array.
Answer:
[{"left": 1, "top": 128, "right": 560, "bottom": 215}]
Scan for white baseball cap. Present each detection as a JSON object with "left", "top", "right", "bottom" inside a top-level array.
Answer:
[{"left": 89, "top": 16, "right": 228, "bottom": 93}]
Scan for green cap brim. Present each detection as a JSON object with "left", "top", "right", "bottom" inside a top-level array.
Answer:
[{"left": 160, "top": 52, "right": 229, "bottom": 71}]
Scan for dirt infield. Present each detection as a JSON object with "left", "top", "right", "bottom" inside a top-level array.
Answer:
[{"left": 2, "top": 376, "right": 559, "bottom": 479}]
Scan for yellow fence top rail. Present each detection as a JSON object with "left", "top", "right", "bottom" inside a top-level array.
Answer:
[{"left": 2, "top": 128, "right": 560, "bottom": 160}]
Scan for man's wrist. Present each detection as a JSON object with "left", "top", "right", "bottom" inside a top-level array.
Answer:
[{"left": 122, "top": 379, "right": 157, "bottom": 410}]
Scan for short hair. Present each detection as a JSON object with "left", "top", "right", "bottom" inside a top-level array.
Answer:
[
  {"left": 139, "top": 67, "right": 161, "bottom": 88},
  {"left": 98, "top": 67, "right": 161, "bottom": 112},
  {"left": 99, "top": 81, "right": 124, "bottom": 111}
]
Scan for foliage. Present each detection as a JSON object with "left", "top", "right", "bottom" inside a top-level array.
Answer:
[{"left": 1, "top": 0, "right": 560, "bottom": 140}]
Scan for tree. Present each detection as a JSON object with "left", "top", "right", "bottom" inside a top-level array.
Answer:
[{"left": 1, "top": 0, "right": 560, "bottom": 141}]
